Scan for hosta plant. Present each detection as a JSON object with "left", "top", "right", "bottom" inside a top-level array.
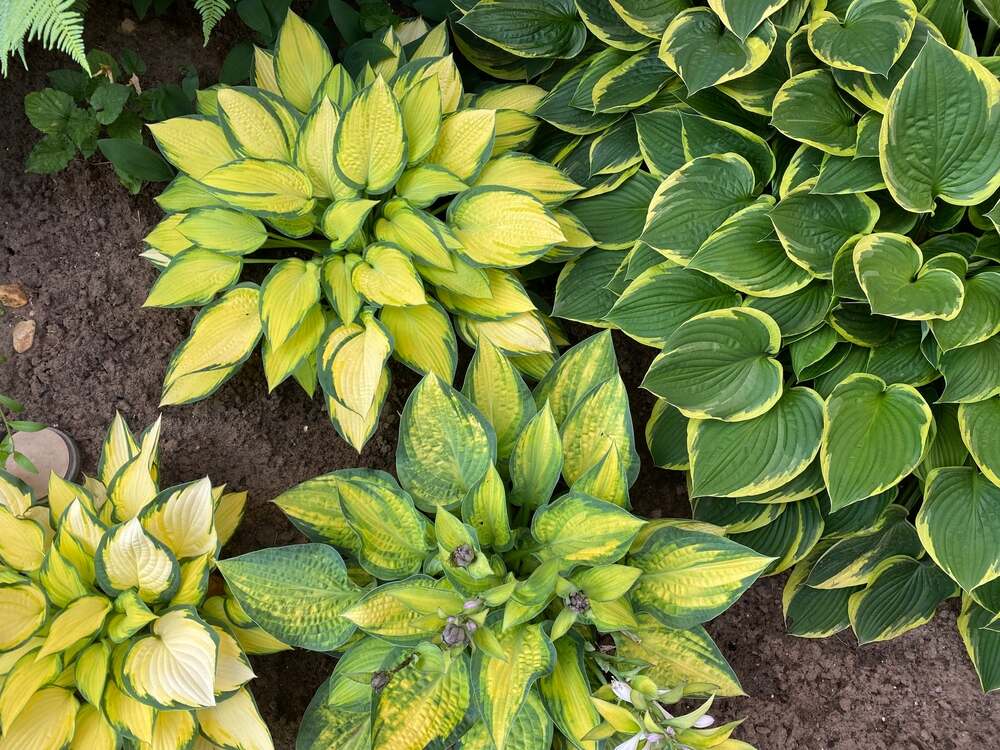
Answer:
[
  {"left": 217, "top": 332, "right": 766, "bottom": 750},
  {"left": 0, "top": 415, "right": 274, "bottom": 750},
  {"left": 533, "top": 2, "right": 1000, "bottom": 691},
  {"left": 142, "top": 10, "right": 583, "bottom": 450}
]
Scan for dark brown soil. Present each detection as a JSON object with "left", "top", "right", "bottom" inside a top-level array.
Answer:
[{"left": 1, "top": 6, "right": 996, "bottom": 749}]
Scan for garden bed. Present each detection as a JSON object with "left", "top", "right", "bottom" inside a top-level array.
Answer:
[{"left": 1, "top": 4, "right": 997, "bottom": 748}]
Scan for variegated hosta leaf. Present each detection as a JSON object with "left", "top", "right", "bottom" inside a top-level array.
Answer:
[
  {"left": 96, "top": 518, "right": 179, "bottom": 604},
  {"left": 0, "top": 687, "right": 77, "bottom": 750},
  {"left": 380, "top": 302, "right": 457, "bottom": 382},
  {"left": 730, "top": 496, "right": 824, "bottom": 575},
  {"left": 959, "top": 397, "right": 1000, "bottom": 488},
  {"left": 344, "top": 576, "right": 463, "bottom": 644},
  {"left": 459, "top": 690, "right": 552, "bottom": 750},
  {"left": 259, "top": 258, "right": 321, "bottom": 348},
  {"left": 806, "top": 0, "right": 916, "bottom": 76},
  {"left": 929, "top": 271, "right": 1000, "bottom": 352},
  {"left": 36, "top": 595, "right": 110, "bottom": 659},
  {"left": 273, "top": 9, "right": 332, "bottom": 112},
  {"left": 218, "top": 543, "right": 361, "bottom": 651},
  {"left": 71, "top": 704, "right": 117, "bottom": 750},
  {"left": 958, "top": 596, "right": 1000, "bottom": 693},
  {"left": 139, "top": 478, "right": 217, "bottom": 560},
  {"left": 199, "top": 159, "right": 314, "bottom": 217},
  {"left": 196, "top": 687, "right": 273, "bottom": 750},
  {"left": 560, "top": 373, "right": 639, "bottom": 487},
  {"left": 628, "top": 524, "right": 772, "bottom": 628},
  {"left": 538, "top": 633, "right": 600, "bottom": 750},
  {"left": 458, "top": 0, "right": 588, "bottom": 59},
  {"left": 107, "top": 416, "right": 161, "bottom": 522},
  {"left": 531, "top": 492, "right": 644, "bottom": 567},
  {"left": 0, "top": 506, "right": 45, "bottom": 573},
  {"left": 334, "top": 76, "right": 406, "bottom": 195},
  {"left": 148, "top": 116, "right": 237, "bottom": 179}
]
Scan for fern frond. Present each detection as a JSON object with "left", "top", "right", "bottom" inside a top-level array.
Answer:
[
  {"left": 1, "top": 0, "right": 88, "bottom": 76},
  {"left": 193, "top": 0, "right": 228, "bottom": 45}
]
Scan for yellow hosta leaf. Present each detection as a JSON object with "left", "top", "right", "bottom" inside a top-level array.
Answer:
[
  {"left": 59, "top": 500, "right": 104, "bottom": 557},
  {"left": 457, "top": 312, "right": 554, "bottom": 355},
  {"left": 0, "top": 507, "right": 45, "bottom": 572},
  {"left": 436, "top": 268, "right": 535, "bottom": 320},
  {"left": 475, "top": 153, "right": 580, "bottom": 205},
  {"left": 321, "top": 198, "right": 378, "bottom": 247},
  {"left": 274, "top": 9, "right": 333, "bottom": 112},
  {"left": 123, "top": 607, "right": 219, "bottom": 709},
  {"left": 217, "top": 88, "right": 290, "bottom": 160},
  {"left": 449, "top": 187, "right": 564, "bottom": 268},
  {"left": 200, "top": 159, "right": 314, "bottom": 217},
  {"left": 39, "top": 544, "right": 88, "bottom": 609},
  {"left": 197, "top": 687, "right": 273, "bottom": 750},
  {"left": 320, "top": 313, "right": 392, "bottom": 417},
  {"left": 98, "top": 412, "right": 138, "bottom": 487},
  {"left": 176, "top": 208, "right": 267, "bottom": 254},
  {"left": 37, "top": 595, "right": 111, "bottom": 659},
  {"left": 0, "top": 686, "right": 77, "bottom": 750},
  {"left": 151, "top": 709, "right": 198, "bottom": 750},
  {"left": 392, "top": 55, "right": 463, "bottom": 114},
  {"left": 491, "top": 109, "right": 540, "bottom": 155},
  {"left": 103, "top": 680, "right": 154, "bottom": 744},
  {"left": 148, "top": 116, "right": 237, "bottom": 179},
  {"left": 140, "top": 477, "right": 217, "bottom": 560},
  {"left": 213, "top": 626, "right": 255, "bottom": 694},
  {"left": 380, "top": 302, "right": 457, "bottom": 381},
  {"left": 322, "top": 254, "right": 364, "bottom": 323},
  {"left": 296, "top": 98, "right": 354, "bottom": 200},
  {"left": 400, "top": 75, "right": 442, "bottom": 164},
  {"left": 375, "top": 198, "right": 454, "bottom": 269},
  {"left": 0, "top": 638, "right": 42, "bottom": 679},
  {"left": 75, "top": 641, "right": 109, "bottom": 706},
  {"left": 0, "top": 649, "right": 61, "bottom": 732},
  {"left": 263, "top": 304, "right": 325, "bottom": 391},
  {"left": 0, "top": 473, "right": 31, "bottom": 516},
  {"left": 252, "top": 46, "right": 280, "bottom": 95},
  {"left": 47, "top": 474, "right": 96, "bottom": 523},
  {"left": 413, "top": 20, "right": 448, "bottom": 57},
  {"left": 418, "top": 253, "right": 491, "bottom": 298},
  {"left": 427, "top": 109, "right": 496, "bottom": 181},
  {"left": 170, "top": 553, "right": 212, "bottom": 606},
  {"left": 70, "top": 704, "right": 116, "bottom": 750},
  {"left": 161, "top": 286, "right": 262, "bottom": 406},
  {"left": 327, "top": 367, "right": 390, "bottom": 452},
  {"left": 352, "top": 242, "right": 427, "bottom": 307},
  {"left": 544, "top": 209, "right": 594, "bottom": 262},
  {"left": 144, "top": 213, "right": 193, "bottom": 257},
  {"left": 538, "top": 635, "right": 599, "bottom": 750},
  {"left": 334, "top": 76, "right": 406, "bottom": 195},
  {"left": 107, "top": 590, "right": 158, "bottom": 642},
  {"left": 560, "top": 374, "right": 638, "bottom": 487},
  {"left": 107, "top": 416, "right": 161, "bottom": 521},
  {"left": 97, "top": 518, "right": 179, "bottom": 603},
  {"left": 260, "top": 258, "right": 322, "bottom": 347},
  {"left": 214, "top": 491, "right": 247, "bottom": 548},
  {"left": 394, "top": 164, "right": 467, "bottom": 208},
  {"left": 475, "top": 84, "right": 546, "bottom": 112}
]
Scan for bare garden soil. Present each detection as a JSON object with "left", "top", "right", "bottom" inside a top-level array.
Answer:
[{"left": 0, "top": 5, "right": 997, "bottom": 748}]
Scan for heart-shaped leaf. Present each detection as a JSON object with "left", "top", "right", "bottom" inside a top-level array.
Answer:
[
  {"left": 938, "top": 334, "right": 1000, "bottom": 403},
  {"left": 807, "top": 0, "right": 917, "bottom": 75},
  {"left": 930, "top": 271, "right": 1000, "bottom": 351},
  {"left": 959, "top": 397, "right": 1000, "bottom": 488},
  {"left": 771, "top": 70, "right": 858, "bottom": 155},
  {"left": 708, "top": 0, "right": 789, "bottom": 40}
]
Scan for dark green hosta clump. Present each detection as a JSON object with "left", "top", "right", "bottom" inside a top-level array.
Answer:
[
  {"left": 457, "top": 0, "right": 1000, "bottom": 691},
  {"left": 216, "top": 333, "right": 766, "bottom": 750}
]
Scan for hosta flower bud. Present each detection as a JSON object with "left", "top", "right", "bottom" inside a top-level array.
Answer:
[{"left": 450, "top": 544, "right": 476, "bottom": 568}]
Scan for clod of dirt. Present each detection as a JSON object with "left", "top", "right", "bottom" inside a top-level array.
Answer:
[
  {"left": 0, "top": 283, "right": 28, "bottom": 308},
  {"left": 12, "top": 320, "right": 35, "bottom": 353},
  {"left": 121, "top": 18, "right": 137, "bottom": 33}
]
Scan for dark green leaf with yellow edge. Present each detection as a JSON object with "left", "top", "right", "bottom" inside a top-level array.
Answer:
[
  {"left": 459, "top": 0, "right": 587, "bottom": 59},
  {"left": 959, "top": 397, "right": 1000, "bottom": 488},
  {"left": 806, "top": 0, "right": 916, "bottom": 76},
  {"left": 771, "top": 70, "right": 857, "bottom": 155}
]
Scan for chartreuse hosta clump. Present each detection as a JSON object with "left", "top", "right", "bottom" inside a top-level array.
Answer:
[
  {"left": 495, "top": 2, "right": 1000, "bottom": 691},
  {"left": 0, "top": 414, "right": 277, "bottom": 750},
  {"left": 141, "top": 11, "right": 584, "bottom": 451},
  {"left": 216, "top": 333, "right": 766, "bottom": 750}
]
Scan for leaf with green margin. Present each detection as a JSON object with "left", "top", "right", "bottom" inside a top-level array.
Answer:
[
  {"left": 531, "top": 492, "right": 644, "bottom": 566},
  {"left": 730, "top": 496, "right": 824, "bottom": 575},
  {"left": 560, "top": 374, "right": 640, "bottom": 486},
  {"left": 607, "top": 264, "right": 742, "bottom": 348},
  {"left": 744, "top": 280, "right": 834, "bottom": 338},
  {"left": 509, "top": 405, "right": 562, "bottom": 508},
  {"left": 344, "top": 577, "right": 463, "bottom": 645},
  {"left": 646, "top": 399, "right": 690, "bottom": 470},
  {"left": 708, "top": 0, "right": 788, "bottom": 40},
  {"left": 458, "top": 0, "right": 588, "bottom": 59},
  {"left": 551, "top": 248, "right": 626, "bottom": 325},
  {"left": 918, "top": 467, "right": 1000, "bottom": 592},
  {"left": 658, "top": 8, "right": 777, "bottom": 95},
  {"left": 628, "top": 524, "right": 773, "bottom": 629},
  {"left": 688, "top": 387, "right": 824, "bottom": 498},
  {"left": 458, "top": 693, "right": 551, "bottom": 750},
  {"left": 272, "top": 474, "right": 359, "bottom": 550},
  {"left": 642, "top": 307, "right": 784, "bottom": 422},
  {"left": 930, "top": 271, "right": 1000, "bottom": 352},
  {"left": 689, "top": 197, "right": 812, "bottom": 297},
  {"left": 639, "top": 154, "right": 758, "bottom": 265},
  {"left": 959, "top": 397, "right": 1000, "bottom": 488},
  {"left": 614, "top": 613, "right": 743, "bottom": 696},
  {"left": 821, "top": 374, "right": 931, "bottom": 511},
  {"left": 564, "top": 171, "right": 658, "bottom": 249},
  {"left": 848, "top": 555, "right": 956, "bottom": 644},
  {"left": 769, "top": 185, "right": 879, "bottom": 278},
  {"left": 397, "top": 375, "right": 496, "bottom": 512},
  {"left": 462, "top": 464, "right": 513, "bottom": 550},
  {"left": 881, "top": 38, "right": 1000, "bottom": 213},
  {"left": 957, "top": 596, "right": 1000, "bottom": 693},
  {"left": 533, "top": 331, "right": 618, "bottom": 427},
  {"left": 938, "top": 334, "right": 1000, "bottom": 403},
  {"left": 853, "top": 233, "right": 965, "bottom": 321},
  {"left": 472, "top": 622, "right": 554, "bottom": 750},
  {"left": 572, "top": 445, "right": 631, "bottom": 507},
  {"left": 771, "top": 70, "right": 857, "bottom": 155},
  {"left": 218, "top": 544, "right": 360, "bottom": 652},
  {"left": 806, "top": 0, "right": 916, "bottom": 76},
  {"left": 538, "top": 634, "right": 600, "bottom": 750}
]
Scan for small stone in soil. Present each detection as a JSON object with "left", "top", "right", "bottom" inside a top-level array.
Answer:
[
  {"left": 12, "top": 320, "right": 35, "bottom": 353},
  {"left": 0, "top": 283, "right": 28, "bottom": 308}
]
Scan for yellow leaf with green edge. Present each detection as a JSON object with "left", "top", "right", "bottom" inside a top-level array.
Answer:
[
  {"left": 392, "top": 55, "right": 463, "bottom": 114},
  {"left": 395, "top": 164, "right": 468, "bottom": 207},
  {"left": 0, "top": 637, "right": 41, "bottom": 679},
  {"left": 437, "top": 269, "right": 535, "bottom": 320},
  {"left": 474, "top": 153, "right": 579, "bottom": 205},
  {"left": 144, "top": 214, "right": 192, "bottom": 258},
  {"left": 213, "top": 626, "right": 255, "bottom": 694},
  {"left": 457, "top": 310, "right": 552, "bottom": 358},
  {"left": 375, "top": 199, "right": 455, "bottom": 269},
  {"left": 628, "top": 524, "right": 773, "bottom": 628},
  {"left": 371, "top": 650, "right": 470, "bottom": 750},
  {"left": 0, "top": 507, "right": 45, "bottom": 572},
  {"left": 449, "top": 187, "right": 564, "bottom": 268},
  {"left": 418, "top": 254, "right": 490, "bottom": 297},
  {"left": 150, "top": 709, "right": 198, "bottom": 750},
  {"left": 218, "top": 544, "right": 361, "bottom": 651},
  {"left": 161, "top": 286, "right": 262, "bottom": 406},
  {"left": 139, "top": 478, "right": 217, "bottom": 560},
  {"left": 170, "top": 552, "right": 212, "bottom": 606},
  {"left": 149, "top": 116, "right": 237, "bottom": 179},
  {"left": 144, "top": 250, "right": 243, "bottom": 309},
  {"left": 509, "top": 404, "right": 562, "bottom": 509},
  {"left": 334, "top": 77, "right": 406, "bottom": 194},
  {"left": 217, "top": 87, "right": 290, "bottom": 161},
  {"left": 427, "top": 109, "right": 495, "bottom": 181},
  {"left": 97, "top": 412, "right": 138, "bottom": 487},
  {"left": 252, "top": 46, "right": 280, "bottom": 95},
  {"left": 473, "top": 622, "right": 554, "bottom": 750},
  {"left": 263, "top": 304, "right": 324, "bottom": 391},
  {"left": 538, "top": 634, "right": 599, "bottom": 750},
  {"left": 272, "top": 474, "right": 358, "bottom": 549},
  {"left": 0, "top": 473, "right": 32, "bottom": 516},
  {"left": 0, "top": 687, "right": 77, "bottom": 750},
  {"left": 296, "top": 98, "right": 354, "bottom": 200},
  {"left": 107, "top": 417, "right": 160, "bottom": 521},
  {"left": 571, "top": 444, "right": 629, "bottom": 507},
  {"left": 461, "top": 464, "right": 512, "bottom": 550},
  {"left": 380, "top": 302, "right": 457, "bottom": 381},
  {"left": 322, "top": 253, "right": 363, "bottom": 324},
  {"left": 260, "top": 258, "right": 321, "bottom": 347},
  {"left": 320, "top": 312, "right": 392, "bottom": 418},
  {"left": 274, "top": 9, "right": 333, "bottom": 111},
  {"left": 400, "top": 75, "right": 442, "bottom": 164},
  {"left": 0, "top": 649, "right": 61, "bottom": 732},
  {"left": 327, "top": 367, "right": 390, "bottom": 452},
  {"left": 321, "top": 198, "right": 378, "bottom": 247},
  {"left": 560, "top": 374, "right": 640, "bottom": 487},
  {"left": 458, "top": 690, "right": 551, "bottom": 750},
  {"left": 75, "top": 641, "right": 109, "bottom": 706},
  {"left": 196, "top": 687, "right": 273, "bottom": 750},
  {"left": 103, "top": 680, "right": 154, "bottom": 744},
  {"left": 344, "top": 577, "right": 461, "bottom": 644},
  {"left": 214, "top": 490, "right": 246, "bottom": 549},
  {"left": 352, "top": 242, "right": 426, "bottom": 307},
  {"left": 176, "top": 208, "right": 267, "bottom": 254},
  {"left": 200, "top": 159, "right": 314, "bottom": 217},
  {"left": 97, "top": 518, "right": 179, "bottom": 603},
  {"left": 40, "top": 545, "right": 87, "bottom": 608},
  {"left": 122, "top": 607, "right": 218, "bottom": 709},
  {"left": 36, "top": 595, "right": 110, "bottom": 659},
  {"left": 70, "top": 704, "right": 116, "bottom": 750},
  {"left": 532, "top": 492, "right": 643, "bottom": 567},
  {"left": 533, "top": 331, "right": 618, "bottom": 426}
]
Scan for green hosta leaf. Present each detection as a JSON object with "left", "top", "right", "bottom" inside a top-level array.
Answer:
[
  {"left": 806, "top": 0, "right": 917, "bottom": 76},
  {"left": 628, "top": 524, "right": 773, "bottom": 628},
  {"left": 957, "top": 597, "right": 1000, "bottom": 693},
  {"left": 930, "top": 271, "right": 1000, "bottom": 352},
  {"left": 472, "top": 623, "right": 555, "bottom": 750},
  {"left": 218, "top": 544, "right": 361, "bottom": 651},
  {"left": 459, "top": 691, "right": 552, "bottom": 750},
  {"left": 590, "top": 48, "right": 673, "bottom": 115},
  {"left": 345, "top": 577, "right": 463, "bottom": 644},
  {"left": 551, "top": 248, "right": 626, "bottom": 325},
  {"left": 646, "top": 399, "right": 690, "bottom": 470},
  {"left": 565, "top": 171, "right": 658, "bottom": 249},
  {"left": 771, "top": 70, "right": 857, "bottom": 155},
  {"left": 693, "top": 496, "right": 784, "bottom": 534},
  {"left": 708, "top": 0, "right": 788, "bottom": 40},
  {"left": 821, "top": 374, "right": 931, "bottom": 511},
  {"left": 639, "top": 154, "right": 757, "bottom": 265},
  {"left": 560, "top": 374, "right": 639, "bottom": 487},
  {"left": 576, "top": 0, "right": 649, "bottom": 51},
  {"left": 782, "top": 556, "right": 859, "bottom": 637},
  {"left": 848, "top": 556, "right": 956, "bottom": 644},
  {"left": 533, "top": 331, "right": 618, "bottom": 427},
  {"left": 659, "top": 8, "right": 777, "bottom": 95},
  {"left": 509, "top": 405, "right": 562, "bottom": 508},
  {"left": 689, "top": 387, "right": 824, "bottom": 498},
  {"left": 938, "top": 334, "right": 1000, "bottom": 404},
  {"left": 730, "top": 496, "right": 824, "bottom": 575},
  {"left": 881, "top": 38, "right": 1000, "bottom": 213},
  {"left": 854, "top": 233, "right": 965, "bottom": 321},
  {"left": 459, "top": 0, "right": 588, "bottom": 59},
  {"left": 960, "top": 398, "right": 1000, "bottom": 488},
  {"left": 398, "top": 375, "right": 496, "bottom": 512},
  {"left": 918, "top": 468, "right": 1000, "bottom": 592},
  {"left": 531, "top": 492, "right": 644, "bottom": 566},
  {"left": 642, "top": 307, "right": 783, "bottom": 422},
  {"left": 673, "top": 112, "right": 776, "bottom": 189}
]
